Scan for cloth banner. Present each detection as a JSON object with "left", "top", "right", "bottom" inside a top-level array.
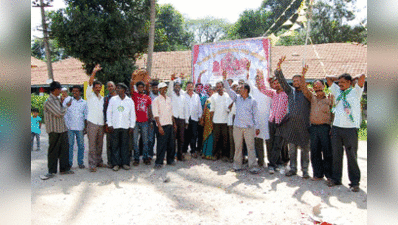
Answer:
[{"left": 192, "top": 38, "right": 271, "bottom": 86}]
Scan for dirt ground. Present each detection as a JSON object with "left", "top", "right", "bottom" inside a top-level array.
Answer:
[{"left": 31, "top": 126, "right": 367, "bottom": 225}]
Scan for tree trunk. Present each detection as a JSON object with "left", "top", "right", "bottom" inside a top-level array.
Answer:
[
  {"left": 40, "top": 0, "right": 54, "bottom": 81},
  {"left": 147, "top": 0, "right": 156, "bottom": 78}
]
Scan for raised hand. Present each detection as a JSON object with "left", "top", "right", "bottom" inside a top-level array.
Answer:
[
  {"left": 302, "top": 64, "right": 309, "bottom": 77},
  {"left": 222, "top": 70, "right": 227, "bottom": 80},
  {"left": 171, "top": 73, "right": 177, "bottom": 81},
  {"left": 246, "top": 61, "right": 251, "bottom": 71},
  {"left": 93, "top": 64, "right": 102, "bottom": 73},
  {"left": 198, "top": 70, "right": 206, "bottom": 83},
  {"left": 276, "top": 56, "right": 286, "bottom": 70}
]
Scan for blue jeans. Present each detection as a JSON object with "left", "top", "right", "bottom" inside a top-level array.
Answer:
[
  {"left": 148, "top": 121, "right": 157, "bottom": 158},
  {"left": 133, "top": 122, "right": 150, "bottom": 161},
  {"left": 68, "top": 130, "right": 85, "bottom": 166}
]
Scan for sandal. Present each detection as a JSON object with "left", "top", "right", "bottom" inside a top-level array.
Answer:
[{"left": 60, "top": 170, "right": 74, "bottom": 175}]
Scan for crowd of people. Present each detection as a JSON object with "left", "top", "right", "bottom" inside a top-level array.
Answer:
[{"left": 35, "top": 56, "right": 366, "bottom": 192}]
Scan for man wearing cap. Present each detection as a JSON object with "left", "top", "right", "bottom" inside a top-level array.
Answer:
[
  {"left": 107, "top": 83, "right": 136, "bottom": 171},
  {"left": 148, "top": 80, "right": 159, "bottom": 160},
  {"left": 152, "top": 82, "right": 176, "bottom": 168},
  {"left": 41, "top": 81, "right": 74, "bottom": 180}
]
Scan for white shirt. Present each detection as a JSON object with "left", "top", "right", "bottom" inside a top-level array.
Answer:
[
  {"left": 227, "top": 103, "right": 236, "bottom": 126},
  {"left": 86, "top": 85, "right": 104, "bottom": 125},
  {"left": 331, "top": 83, "right": 364, "bottom": 128},
  {"left": 167, "top": 80, "right": 189, "bottom": 123},
  {"left": 248, "top": 80, "right": 272, "bottom": 140},
  {"left": 106, "top": 95, "right": 136, "bottom": 129},
  {"left": 210, "top": 92, "right": 231, "bottom": 124},
  {"left": 185, "top": 92, "right": 203, "bottom": 122},
  {"left": 63, "top": 97, "right": 88, "bottom": 130}
]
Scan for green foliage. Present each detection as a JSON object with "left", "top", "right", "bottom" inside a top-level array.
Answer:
[
  {"left": 186, "top": 17, "right": 232, "bottom": 44},
  {"left": 49, "top": 0, "right": 151, "bottom": 84},
  {"left": 31, "top": 38, "right": 69, "bottom": 62},
  {"left": 154, "top": 4, "right": 193, "bottom": 51},
  {"left": 359, "top": 120, "right": 367, "bottom": 140},
  {"left": 31, "top": 93, "right": 49, "bottom": 122}
]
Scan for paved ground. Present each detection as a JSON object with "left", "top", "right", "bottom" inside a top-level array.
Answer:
[{"left": 31, "top": 126, "right": 367, "bottom": 225}]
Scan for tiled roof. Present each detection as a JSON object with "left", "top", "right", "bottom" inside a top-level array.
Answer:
[{"left": 31, "top": 43, "right": 367, "bottom": 86}]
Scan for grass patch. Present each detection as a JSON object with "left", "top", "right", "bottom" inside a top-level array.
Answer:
[{"left": 358, "top": 120, "right": 367, "bottom": 140}]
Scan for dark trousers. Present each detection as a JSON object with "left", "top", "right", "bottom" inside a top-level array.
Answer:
[
  {"left": 197, "top": 124, "right": 204, "bottom": 154},
  {"left": 148, "top": 121, "right": 158, "bottom": 158},
  {"left": 48, "top": 132, "right": 70, "bottom": 174},
  {"left": 106, "top": 133, "right": 112, "bottom": 165},
  {"left": 309, "top": 124, "right": 333, "bottom": 179},
  {"left": 111, "top": 129, "right": 130, "bottom": 166},
  {"left": 183, "top": 118, "right": 199, "bottom": 154},
  {"left": 228, "top": 126, "right": 235, "bottom": 160},
  {"left": 155, "top": 125, "right": 175, "bottom": 165},
  {"left": 331, "top": 126, "right": 360, "bottom": 187},
  {"left": 255, "top": 137, "right": 265, "bottom": 166},
  {"left": 212, "top": 123, "right": 229, "bottom": 158},
  {"left": 174, "top": 118, "right": 185, "bottom": 160},
  {"left": 266, "top": 122, "right": 285, "bottom": 169}
]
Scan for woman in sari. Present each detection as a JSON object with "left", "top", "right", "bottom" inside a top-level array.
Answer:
[{"left": 201, "top": 85, "right": 215, "bottom": 159}]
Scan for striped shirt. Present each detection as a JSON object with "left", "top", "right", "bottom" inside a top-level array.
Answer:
[
  {"left": 257, "top": 85, "right": 288, "bottom": 124},
  {"left": 44, "top": 93, "right": 68, "bottom": 133}
]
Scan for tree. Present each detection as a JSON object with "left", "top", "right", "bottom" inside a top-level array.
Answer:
[
  {"left": 154, "top": 4, "right": 193, "bottom": 51},
  {"left": 49, "top": 0, "right": 151, "bottom": 84},
  {"left": 31, "top": 38, "right": 68, "bottom": 62},
  {"left": 228, "top": 9, "right": 272, "bottom": 39},
  {"left": 186, "top": 17, "right": 232, "bottom": 44}
]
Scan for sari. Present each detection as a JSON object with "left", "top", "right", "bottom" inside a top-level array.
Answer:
[{"left": 202, "top": 99, "right": 214, "bottom": 157}]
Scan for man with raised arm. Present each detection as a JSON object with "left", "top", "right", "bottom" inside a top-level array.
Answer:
[
  {"left": 167, "top": 74, "right": 189, "bottom": 161},
  {"left": 298, "top": 68, "right": 333, "bottom": 181},
  {"left": 274, "top": 56, "right": 311, "bottom": 179},
  {"left": 87, "top": 65, "right": 106, "bottom": 172},
  {"left": 325, "top": 73, "right": 366, "bottom": 192},
  {"left": 223, "top": 70, "right": 260, "bottom": 174},
  {"left": 255, "top": 65, "right": 289, "bottom": 174},
  {"left": 152, "top": 82, "right": 177, "bottom": 169}
]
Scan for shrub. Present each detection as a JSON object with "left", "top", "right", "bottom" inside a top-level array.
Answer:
[{"left": 31, "top": 93, "right": 49, "bottom": 122}]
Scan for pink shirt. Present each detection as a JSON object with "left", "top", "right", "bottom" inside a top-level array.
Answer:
[
  {"left": 258, "top": 85, "right": 288, "bottom": 124},
  {"left": 152, "top": 95, "right": 173, "bottom": 126}
]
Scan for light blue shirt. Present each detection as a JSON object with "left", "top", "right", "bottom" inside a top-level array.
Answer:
[
  {"left": 63, "top": 97, "right": 88, "bottom": 131},
  {"left": 224, "top": 80, "right": 259, "bottom": 129},
  {"left": 31, "top": 116, "right": 42, "bottom": 134}
]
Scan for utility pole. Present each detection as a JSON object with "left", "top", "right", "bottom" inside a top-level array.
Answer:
[
  {"left": 32, "top": 0, "right": 54, "bottom": 81},
  {"left": 147, "top": 0, "right": 156, "bottom": 78}
]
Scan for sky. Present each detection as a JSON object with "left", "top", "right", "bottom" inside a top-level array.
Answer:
[{"left": 31, "top": 0, "right": 367, "bottom": 39}]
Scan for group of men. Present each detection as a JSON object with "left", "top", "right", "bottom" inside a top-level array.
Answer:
[{"left": 41, "top": 57, "right": 365, "bottom": 192}]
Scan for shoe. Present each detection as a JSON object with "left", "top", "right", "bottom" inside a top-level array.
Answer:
[
  {"left": 60, "top": 170, "right": 75, "bottom": 175},
  {"left": 268, "top": 167, "right": 275, "bottom": 174},
  {"left": 285, "top": 170, "right": 297, "bottom": 177},
  {"left": 133, "top": 161, "right": 139, "bottom": 166},
  {"left": 327, "top": 179, "right": 342, "bottom": 187},
  {"left": 90, "top": 167, "right": 97, "bottom": 172},
  {"left": 144, "top": 159, "right": 151, "bottom": 165},
  {"left": 302, "top": 172, "right": 310, "bottom": 179},
  {"left": 350, "top": 186, "right": 360, "bottom": 192},
  {"left": 311, "top": 177, "right": 323, "bottom": 181},
  {"left": 79, "top": 165, "right": 85, "bottom": 169},
  {"left": 231, "top": 168, "right": 242, "bottom": 172},
  {"left": 108, "top": 164, "right": 113, "bottom": 168},
  {"left": 97, "top": 163, "right": 107, "bottom": 168},
  {"left": 222, "top": 157, "right": 229, "bottom": 162},
  {"left": 113, "top": 165, "right": 120, "bottom": 171},
  {"left": 122, "top": 165, "right": 130, "bottom": 170},
  {"left": 249, "top": 168, "right": 260, "bottom": 174},
  {"left": 40, "top": 173, "right": 55, "bottom": 180},
  {"left": 167, "top": 162, "right": 176, "bottom": 166},
  {"left": 154, "top": 164, "right": 162, "bottom": 169}
]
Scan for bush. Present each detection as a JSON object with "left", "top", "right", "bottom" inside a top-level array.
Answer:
[{"left": 31, "top": 93, "right": 49, "bottom": 122}]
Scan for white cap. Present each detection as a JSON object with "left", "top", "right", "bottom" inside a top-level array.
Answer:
[
  {"left": 61, "top": 87, "right": 68, "bottom": 91},
  {"left": 232, "top": 81, "right": 239, "bottom": 86},
  {"left": 158, "top": 82, "right": 167, "bottom": 89}
]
